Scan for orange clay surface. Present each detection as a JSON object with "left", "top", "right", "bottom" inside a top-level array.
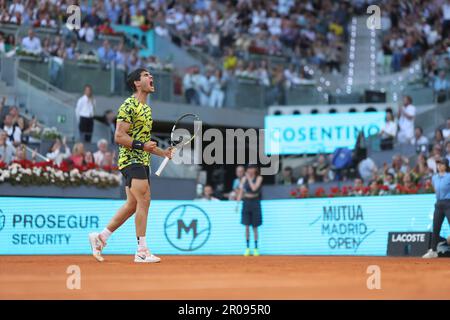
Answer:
[{"left": 1, "top": 255, "right": 449, "bottom": 299}]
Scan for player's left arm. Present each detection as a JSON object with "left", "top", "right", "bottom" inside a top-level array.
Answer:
[{"left": 149, "top": 146, "right": 174, "bottom": 159}]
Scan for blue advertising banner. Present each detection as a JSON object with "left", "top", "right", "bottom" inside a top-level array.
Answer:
[
  {"left": 0, "top": 195, "right": 447, "bottom": 256},
  {"left": 264, "top": 112, "right": 386, "bottom": 154}
]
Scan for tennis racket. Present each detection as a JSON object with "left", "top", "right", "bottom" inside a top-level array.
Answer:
[{"left": 155, "top": 113, "right": 201, "bottom": 176}]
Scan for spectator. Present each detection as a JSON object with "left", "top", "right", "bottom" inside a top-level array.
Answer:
[
  {"left": 131, "top": 9, "right": 145, "bottom": 27},
  {"left": 0, "top": 130, "right": 15, "bottom": 163},
  {"left": 2, "top": 114, "right": 21, "bottom": 147},
  {"left": 21, "top": 116, "right": 41, "bottom": 143},
  {"left": 97, "top": 40, "right": 116, "bottom": 65},
  {"left": 69, "top": 142, "right": 85, "bottom": 167},
  {"left": 206, "top": 26, "right": 221, "bottom": 57},
  {"left": 280, "top": 166, "right": 296, "bottom": 185},
  {"left": 95, "top": 110, "right": 116, "bottom": 144},
  {"left": 414, "top": 153, "right": 431, "bottom": 178},
  {"left": 46, "top": 137, "right": 71, "bottom": 165},
  {"left": 22, "top": 8, "right": 33, "bottom": 26},
  {"left": 21, "top": 28, "right": 42, "bottom": 55},
  {"left": 78, "top": 22, "right": 95, "bottom": 43},
  {"left": 283, "top": 65, "right": 303, "bottom": 89},
  {"left": 127, "top": 52, "right": 142, "bottom": 71},
  {"left": 434, "top": 70, "right": 449, "bottom": 103},
  {"left": 446, "top": 141, "right": 450, "bottom": 163},
  {"left": 83, "top": 150, "right": 95, "bottom": 167},
  {"left": 315, "top": 154, "right": 330, "bottom": 182},
  {"left": 93, "top": 139, "right": 109, "bottom": 166},
  {"left": 98, "top": 19, "right": 114, "bottom": 35},
  {"left": 65, "top": 41, "right": 79, "bottom": 60},
  {"left": 8, "top": 106, "right": 24, "bottom": 128},
  {"left": 84, "top": 7, "right": 102, "bottom": 27},
  {"left": 38, "top": 12, "right": 56, "bottom": 28},
  {"left": 369, "top": 180, "right": 383, "bottom": 196},
  {"left": 379, "top": 109, "right": 397, "bottom": 150},
  {"left": 432, "top": 129, "right": 445, "bottom": 150},
  {"left": 383, "top": 173, "right": 397, "bottom": 192},
  {"left": 411, "top": 127, "right": 429, "bottom": 154},
  {"left": 443, "top": 118, "right": 450, "bottom": 139},
  {"left": 155, "top": 21, "right": 169, "bottom": 37},
  {"left": 100, "top": 151, "right": 114, "bottom": 169},
  {"left": 14, "top": 144, "right": 36, "bottom": 163},
  {"left": 358, "top": 149, "right": 377, "bottom": 182},
  {"left": 296, "top": 166, "right": 309, "bottom": 185},
  {"left": 443, "top": 0, "right": 450, "bottom": 39},
  {"left": 223, "top": 47, "right": 237, "bottom": 71},
  {"left": 118, "top": 5, "right": 131, "bottom": 25},
  {"left": 352, "top": 177, "right": 365, "bottom": 196},
  {"left": 197, "top": 68, "right": 212, "bottom": 107},
  {"left": 9, "top": 0, "right": 24, "bottom": 17},
  {"left": 114, "top": 42, "right": 126, "bottom": 70},
  {"left": 75, "top": 84, "right": 95, "bottom": 143},
  {"left": 190, "top": 30, "right": 207, "bottom": 48},
  {"left": 49, "top": 36, "right": 63, "bottom": 56},
  {"left": 397, "top": 96, "right": 416, "bottom": 144},
  {"left": 198, "top": 184, "right": 220, "bottom": 201},
  {"left": 427, "top": 144, "right": 444, "bottom": 174},
  {"left": 0, "top": 33, "right": 5, "bottom": 53},
  {"left": 402, "top": 172, "right": 417, "bottom": 191},
  {"left": 228, "top": 165, "right": 245, "bottom": 200},
  {"left": 305, "top": 165, "right": 316, "bottom": 184},
  {"left": 209, "top": 69, "right": 226, "bottom": 108},
  {"left": 183, "top": 67, "right": 200, "bottom": 105},
  {"left": 391, "top": 154, "right": 409, "bottom": 176},
  {"left": 5, "top": 34, "right": 16, "bottom": 53}
]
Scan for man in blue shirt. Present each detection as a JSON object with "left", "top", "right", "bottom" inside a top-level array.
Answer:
[
  {"left": 423, "top": 158, "right": 450, "bottom": 258},
  {"left": 97, "top": 40, "right": 116, "bottom": 66},
  {"left": 434, "top": 71, "right": 449, "bottom": 103}
]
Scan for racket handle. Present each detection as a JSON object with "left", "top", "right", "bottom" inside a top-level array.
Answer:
[{"left": 155, "top": 157, "right": 170, "bottom": 176}]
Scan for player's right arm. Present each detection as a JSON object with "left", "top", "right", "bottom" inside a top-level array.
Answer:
[{"left": 115, "top": 121, "right": 156, "bottom": 153}]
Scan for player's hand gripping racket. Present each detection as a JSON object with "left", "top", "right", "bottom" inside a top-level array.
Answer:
[{"left": 155, "top": 113, "right": 201, "bottom": 176}]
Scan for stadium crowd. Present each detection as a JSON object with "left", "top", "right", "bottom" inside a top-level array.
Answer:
[
  {"left": 0, "top": 0, "right": 353, "bottom": 108},
  {"left": 277, "top": 96, "right": 450, "bottom": 198},
  {"left": 376, "top": 0, "right": 450, "bottom": 101},
  {"left": 0, "top": 94, "right": 119, "bottom": 179}
]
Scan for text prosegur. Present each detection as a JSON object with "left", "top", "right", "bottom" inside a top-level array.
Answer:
[{"left": 12, "top": 214, "right": 99, "bottom": 229}]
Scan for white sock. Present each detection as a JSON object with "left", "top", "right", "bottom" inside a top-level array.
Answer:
[
  {"left": 137, "top": 236, "right": 147, "bottom": 250},
  {"left": 99, "top": 228, "right": 112, "bottom": 242}
]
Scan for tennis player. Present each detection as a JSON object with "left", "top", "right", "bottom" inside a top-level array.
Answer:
[
  {"left": 236, "top": 165, "right": 263, "bottom": 256},
  {"left": 89, "top": 68, "right": 173, "bottom": 263}
]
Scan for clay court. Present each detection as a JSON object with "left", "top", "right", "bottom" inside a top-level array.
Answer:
[{"left": 1, "top": 255, "right": 449, "bottom": 299}]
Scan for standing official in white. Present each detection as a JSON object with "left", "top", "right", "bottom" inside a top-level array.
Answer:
[{"left": 76, "top": 84, "right": 96, "bottom": 142}]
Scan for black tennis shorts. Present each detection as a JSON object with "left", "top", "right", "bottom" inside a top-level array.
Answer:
[
  {"left": 120, "top": 164, "right": 151, "bottom": 188},
  {"left": 241, "top": 199, "right": 263, "bottom": 227}
]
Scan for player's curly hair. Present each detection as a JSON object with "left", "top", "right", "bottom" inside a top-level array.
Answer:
[{"left": 126, "top": 68, "right": 148, "bottom": 92}]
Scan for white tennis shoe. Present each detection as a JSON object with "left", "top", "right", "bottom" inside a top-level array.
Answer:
[
  {"left": 422, "top": 249, "right": 438, "bottom": 259},
  {"left": 134, "top": 248, "right": 161, "bottom": 263},
  {"left": 89, "top": 232, "right": 106, "bottom": 262}
]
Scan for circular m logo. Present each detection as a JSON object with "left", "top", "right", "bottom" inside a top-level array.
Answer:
[{"left": 164, "top": 204, "right": 211, "bottom": 251}]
